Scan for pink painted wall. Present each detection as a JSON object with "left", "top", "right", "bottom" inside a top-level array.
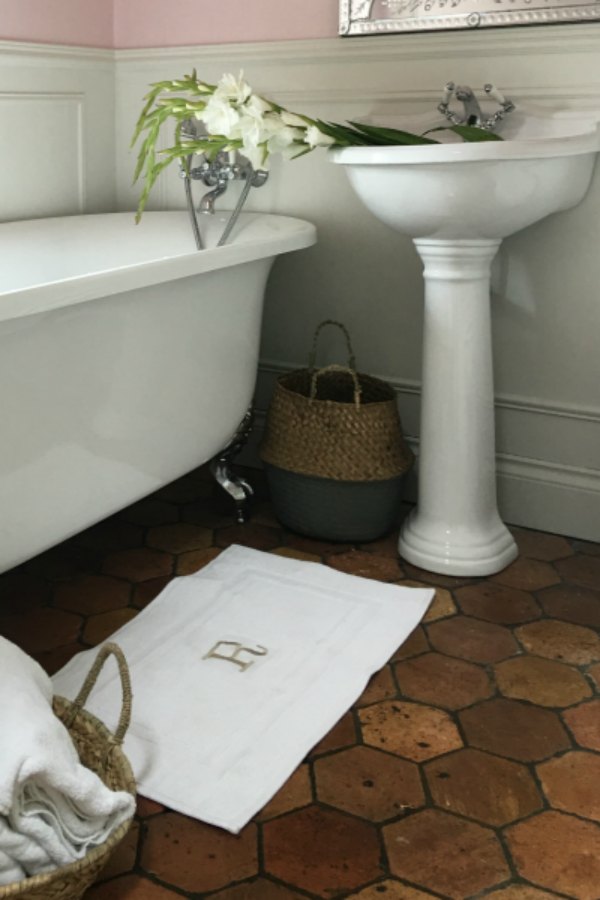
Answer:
[
  {"left": 0, "top": 0, "right": 114, "bottom": 47},
  {"left": 0, "top": 0, "right": 338, "bottom": 49},
  {"left": 113, "top": 0, "right": 339, "bottom": 48}
]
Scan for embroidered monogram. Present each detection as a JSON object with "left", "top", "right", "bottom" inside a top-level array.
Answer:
[{"left": 202, "top": 641, "right": 269, "bottom": 672}]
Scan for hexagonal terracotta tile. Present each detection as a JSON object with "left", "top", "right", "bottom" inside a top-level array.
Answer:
[
  {"left": 256, "top": 765, "right": 313, "bottom": 821},
  {"left": 460, "top": 698, "right": 571, "bottom": 762},
  {"left": 103, "top": 547, "right": 173, "bottom": 582},
  {"left": 262, "top": 806, "right": 384, "bottom": 897},
  {"left": 141, "top": 812, "right": 258, "bottom": 893},
  {"left": 82, "top": 608, "right": 138, "bottom": 645},
  {"left": 359, "top": 700, "right": 463, "bottom": 762},
  {"left": 54, "top": 575, "right": 131, "bottom": 616},
  {"left": 455, "top": 582, "right": 541, "bottom": 625},
  {"left": 555, "top": 554, "right": 600, "bottom": 590},
  {"left": 383, "top": 809, "right": 510, "bottom": 898},
  {"left": 132, "top": 576, "right": 171, "bottom": 609},
  {"left": 314, "top": 745, "right": 424, "bottom": 821},
  {"left": 537, "top": 751, "right": 600, "bottom": 821},
  {"left": 492, "top": 557, "right": 560, "bottom": 591},
  {"left": 327, "top": 549, "right": 404, "bottom": 582},
  {"left": 505, "top": 810, "right": 600, "bottom": 899},
  {"left": 99, "top": 820, "right": 140, "bottom": 881},
  {"left": 422, "top": 587, "right": 456, "bottom": 623},
  {"left": 516, "top": 619, "right": 600, "bottom": 666},
  {"left": 176, "top": 546, "right": 221, "bottom": 575},
  {"left": 484, "top": 887, "right": 564, "bottom": 899},
  {"left": 146, "top": 522, "right": 213, "bottom": 554},
  {"left": 537, "top": 583, "right": 600, "bottom": 628},
  {"left": 0, "top": 607, "right": 82, "bottom": 655},
  {"left": 563, "top": 700, "right": 600, "bottom": 752},
  {"left": 347, "top": 882, "right": 440, "bottom": 899},
  {"left": 215, "top": 523, "right": 281, "bottom": 551},
  {"left": 394, "top": 652, "right": 493, "bottom": 710},
  {"left": 588, "top": 663, "right": 600, "bottom": 690},
  {"left": 87, "top": 874, "right": 182, "bottom": 899},
  {"left": 35, "top": 642, "right": 86, "bottom": 677},
  {"left": 392, "top": 626, "right": 430, "bottom": 661},
  {"left": 427, "top": 615, "right": 518, "bottom": 664},
  {"left": 403, "top": 562, "right": 475, "bottom": 590},
  {"left": 309, "top": 711, "right": 357, "bottom": 758},
  {"left": 425, "top": 748, "right": 542, "bottom": 826},
  {"left": 272, "top": 547, "right": 322, "bottom": 563},
  {"left": 512, "top": 527, "right": 574, "bottom": 561},
  {"left": 495, "top": 656, "right": 592, "bottom": 707},
  {"left": 209, "top": 879, "right": 307, "bottom": 899},
  {"left": 356, "top": 665, "right": 397, "bottom": 707}
]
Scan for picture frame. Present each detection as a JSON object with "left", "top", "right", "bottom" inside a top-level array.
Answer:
[{"left": 339, "top": 1, "right": 600, "bottom": 36}]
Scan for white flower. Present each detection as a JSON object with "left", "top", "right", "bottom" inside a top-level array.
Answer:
[
  {"left": 262, "top": 113, "right": 304, "bottom": 155},
  {"left": 213, "top": 71, "right": 252, "bottom": 107},
  {"left": 305, "top": 125, "right": 336, "bottom": 148},
  {"left": 280, "top": 110, "right": 309, "bottom": 129},
  {"left": 197, "top": 94, "right": 240, "bottom": 137}
]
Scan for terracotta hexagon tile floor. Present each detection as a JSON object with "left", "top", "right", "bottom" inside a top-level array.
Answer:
[{"left": 1, "top": 463, "right": 599, "bottom": 899}]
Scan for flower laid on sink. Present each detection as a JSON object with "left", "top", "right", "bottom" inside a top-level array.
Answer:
[{"left": 132, "top": 71, "right": 501, "bottom": 218}]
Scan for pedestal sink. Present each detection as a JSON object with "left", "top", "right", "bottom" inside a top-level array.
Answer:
[{"left": 331, "top": 107, "right": 600, "bottom": 576}]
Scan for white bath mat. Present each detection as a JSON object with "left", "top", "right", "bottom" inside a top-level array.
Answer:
[{"left": 53, "top": 545, "right": 433, "bottom": 833}]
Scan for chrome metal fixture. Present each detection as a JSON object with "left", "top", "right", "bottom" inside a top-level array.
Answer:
[
  {"left": 437, "top": 82, "right": 515, "bottom": 131},
  {"left": 178, "top": 120, "right": 269, "bottom": 248}
]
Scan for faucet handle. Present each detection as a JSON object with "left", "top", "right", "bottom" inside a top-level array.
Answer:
[{"left": 484, "top": 84, "right": 515, "bottom": 113}]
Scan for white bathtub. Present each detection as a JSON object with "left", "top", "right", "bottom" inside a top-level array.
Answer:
[{"left": 0, "top": 211, "right": 316, "bottom": 573}]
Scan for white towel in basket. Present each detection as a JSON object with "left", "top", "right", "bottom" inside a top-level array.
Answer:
[
  {"left": 0, "top": 637, "right": 135, "bottom": 886},
  {"left": 53, "top": 545, "right": 433, "bottom": 833}
]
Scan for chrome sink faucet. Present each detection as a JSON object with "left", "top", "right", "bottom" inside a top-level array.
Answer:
[{"left": 438, "top": 82, "right": 515, "bottom": 131}]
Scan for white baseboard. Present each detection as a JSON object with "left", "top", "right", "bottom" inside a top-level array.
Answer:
[{"left": 239, "top": 362, "right": 600, "bottom": 542}]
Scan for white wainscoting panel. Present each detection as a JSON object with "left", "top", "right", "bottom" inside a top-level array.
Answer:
[{"left": 0, "top": 41, "right": 115, "bottom": 221}]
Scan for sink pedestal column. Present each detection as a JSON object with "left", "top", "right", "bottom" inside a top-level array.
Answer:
[{"left": 399, "top": 238, "right": 518, "bottom": 576}]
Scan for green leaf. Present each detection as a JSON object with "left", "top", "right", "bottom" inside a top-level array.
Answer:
[
  {"left": 348, "top": 121, "right": 439, "bottom": 145},
  {"left": 424, "top": 125, "right": 504, "bottom": 142}
]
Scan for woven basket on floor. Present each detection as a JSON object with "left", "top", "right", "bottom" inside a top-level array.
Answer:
[
  {"left": 260, "top": 320, "right": 414, "bottom": 540},
  {"left": 0, "top": 643, "right": 136, "bottom": 900}
]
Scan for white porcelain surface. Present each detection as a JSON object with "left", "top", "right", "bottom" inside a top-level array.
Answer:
[
  {"left": 0, "top": 212, "right": 316, "bottom": 573},
  {"left": 331, "top": 109, "right": 600, "bottom": 575},
  {"left": 330, "top": 109, "right": 600, "bottom": 241}
]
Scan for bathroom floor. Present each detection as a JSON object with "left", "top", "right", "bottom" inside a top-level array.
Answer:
[{"left": 1, "top": 466, "right": 599, "bottom": 900}]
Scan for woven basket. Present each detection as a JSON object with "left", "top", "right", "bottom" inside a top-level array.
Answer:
[
  {"left": 260, "top": 320, "right": 413, "bottom": 482},
  {"left": 0, "top": 644, "right": 136, "bottom": 900},
  {"left": 260, "top": 321, "right": 414, "bottom": 540}
]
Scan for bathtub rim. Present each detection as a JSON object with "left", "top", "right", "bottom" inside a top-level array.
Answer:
[{"left": 0, "top": 211, "right": 317, "bottom": 323}]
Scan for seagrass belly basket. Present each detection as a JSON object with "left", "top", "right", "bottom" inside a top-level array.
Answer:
[
  {"left": 260, "top": 321, "right": 414, "bottom": 541},
  {"left": 0, "top": 644, "right": 136, "bottom": 900}
]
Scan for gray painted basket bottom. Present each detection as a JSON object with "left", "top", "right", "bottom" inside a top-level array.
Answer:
[{"left": 264, "top": 463, "right": 408, "bottom": 542}]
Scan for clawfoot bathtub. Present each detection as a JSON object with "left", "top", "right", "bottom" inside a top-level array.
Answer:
[{"left": 0, "top": 211, "right": 316, "bottom": 573}]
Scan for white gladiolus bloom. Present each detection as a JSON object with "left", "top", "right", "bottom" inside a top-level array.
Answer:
[
  {"left": 305, "top": 125, "right": 336, "bottom": 148},
  {"left": 213, "top": 71, "right": 252, "bottom": 106},
  {"left": 262, "top": 114, "right": 304, "bottom": 156},
  {"left": 280, "top": 110, "right": 309, "bottom": 129},
  {"left": 197, "top": 95, "right": 241, "bottom": 137}
]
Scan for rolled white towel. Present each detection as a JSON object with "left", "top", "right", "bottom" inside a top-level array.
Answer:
[{"left": 0, "top": 637, "right": 135, "bottom": 886}]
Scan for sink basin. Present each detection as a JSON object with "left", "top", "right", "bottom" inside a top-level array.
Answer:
[
  {"left": 331, "top": 108, "right": 600, "bottom": 240},
  {"left": 330, "top": 107, "right": 600, "bottom": 576}
]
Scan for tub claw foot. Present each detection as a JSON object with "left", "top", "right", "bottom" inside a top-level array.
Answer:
[{"left": 209, "top": 407, "right": 254, "bottom": 523}]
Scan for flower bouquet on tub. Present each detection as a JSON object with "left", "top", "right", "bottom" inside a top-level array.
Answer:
[{"left": 132, "top": 71, "right": 502, "bottom": 221}]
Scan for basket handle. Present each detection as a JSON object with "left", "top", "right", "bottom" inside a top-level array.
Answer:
[
  {"left": 63, "top": 643, "right": 132, "bottom": 746},
  {"left": 308, "top": 320, "right": 357, "bottom": 371},
  {"left": 309, "top": 364, "right": 362, "bottom": 410}
]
